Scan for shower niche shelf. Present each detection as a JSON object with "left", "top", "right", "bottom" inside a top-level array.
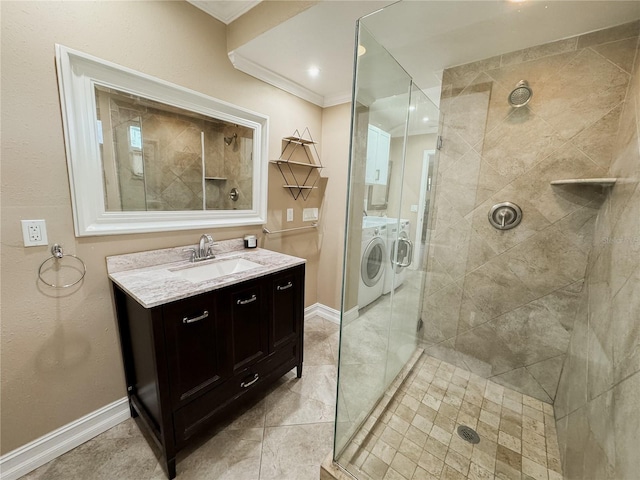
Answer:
[
  {"left": 270, "top": 128, "right": 323, "bottom": 200},
  {"left": 550, "top": 178, "right": 617, "bottom": 187}
]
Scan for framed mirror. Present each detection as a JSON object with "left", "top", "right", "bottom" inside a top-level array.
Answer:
[
  {"left": 366, "top": 162, "right": 392, "bottom": 210},
  {"left": 56, "top": 45, "right": 268, "bottom": 236}
]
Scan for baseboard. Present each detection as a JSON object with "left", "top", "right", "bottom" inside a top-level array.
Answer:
[
  {"left": 304, "top": 303, "right": 341, "bottom": 324},
  {"left": 342, "top": 306, "right": 359, "bottom": 326},
  {"left": 0, "top": 397, "right": 129, "bottom": 480}
]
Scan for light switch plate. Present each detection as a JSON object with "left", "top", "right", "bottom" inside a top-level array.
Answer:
[
  {"left": 286, "top": 208, "right": 293, "bottom": 222},
  {"left": 303, "top": 207, "right": 318, "bottom": 221},
  {"left": 410, "top": 204, "right": 419, "bottom": 212}
]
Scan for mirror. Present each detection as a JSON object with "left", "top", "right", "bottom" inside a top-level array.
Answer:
[
  {"left": 56, "top": 45, "right": 268, "bottom": 236},
  {"left": 366, "top": 162, "right": 392, "bottom": 210}
]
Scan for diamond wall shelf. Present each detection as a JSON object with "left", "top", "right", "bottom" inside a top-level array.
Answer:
[{"left": 270, "top": 127, "right": 324, "bottom": 200}]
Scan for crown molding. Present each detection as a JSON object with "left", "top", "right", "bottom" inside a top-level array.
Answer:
[
  {"left": 323, "top": 92, "right": 352, "bottom": 107},
  {"left": 188, "top": 1, "right": 261, "bottom": 25},
  {"left": 229, "top": 51, "right": 353, "bottom": 108}
]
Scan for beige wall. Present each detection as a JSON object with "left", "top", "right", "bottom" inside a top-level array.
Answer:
[
  {"left": 386, "top": 134, "right": 437, "bottom": 231},
  {"left": 554, "top": 32, "right": 640, "bottom": 479},
  {"left": 421, "top": 22, "right": 638, "bottom": 403},
  {"left": 342, "top": 104, "right": 370, "bottom": 311},
  {"left": 0, "top": 0, "right": 333, "bottom": 454},
  {"left": 317, "top": 103, "right": 351, "bottom": 310}
]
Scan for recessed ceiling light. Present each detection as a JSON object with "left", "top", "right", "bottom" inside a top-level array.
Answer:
[
  {"left": 357, "top": 45, "right": 366, "bottom": 57},
  {"left": 423, "top": 116, "right": 430, "bottom": 122},
  {"left": 308, "top": 66, "right": 320, "bottom": 77},
  {"left": 409, "top": 106, "right": 416, "bottom": 111}
]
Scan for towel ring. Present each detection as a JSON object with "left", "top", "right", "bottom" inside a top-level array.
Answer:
[{"left": 38, "top": 244, "right": 87, "bottom": 288}]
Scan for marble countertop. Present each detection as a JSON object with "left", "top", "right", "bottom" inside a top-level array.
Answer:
[{"left": 107, "top": 239, "right": 306, "bottom": 308}]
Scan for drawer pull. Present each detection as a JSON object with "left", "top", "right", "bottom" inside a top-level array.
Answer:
[
  {"left": 240, "top": 373, "right": 259, "bottom": 388},
  {"left": 182, "top": 310, "right": 209, "bottom": 324},
  {"left": 237, "top": 294, "right": 257, "bottom": 305},
  {"left": 277, "top": 282, "right": 293, "bottom": 291}
]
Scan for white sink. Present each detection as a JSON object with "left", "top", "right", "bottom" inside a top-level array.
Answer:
[{"left": 172, "top": 258, "right": 262, "bottom": 283}]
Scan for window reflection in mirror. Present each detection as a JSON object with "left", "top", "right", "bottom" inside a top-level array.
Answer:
[{"left": 95, "top": 86, "right": 253, "bottom": 212}]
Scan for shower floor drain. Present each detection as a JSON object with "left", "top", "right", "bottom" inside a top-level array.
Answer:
[{"left": 457, "top": 425, "right": 481, "bottom": 444}]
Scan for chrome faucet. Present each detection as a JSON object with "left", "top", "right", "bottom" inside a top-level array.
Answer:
[{"left": 184, "top": 234, "right": 216, "bottom": 262}]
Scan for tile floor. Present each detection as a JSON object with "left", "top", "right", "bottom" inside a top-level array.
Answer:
[
  {"left": 336, "top": 354, "right": 564, "bottom": 480},
  {"left": 20, "top": 315, "right": 340, "bottom": 480},
  {"left": 17, "top": 316, "right": 565, "bottom": 480}
]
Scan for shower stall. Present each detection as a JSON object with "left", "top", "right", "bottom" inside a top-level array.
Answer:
[{"left": 329, "top": 3, "right": 640, "bottom": 480}]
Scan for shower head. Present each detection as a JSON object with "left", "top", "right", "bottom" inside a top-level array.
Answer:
[
  {"left": 224, "top": 133, "right": 237, "bottom": 146},
  {"left": 508, "top": 80, "right": 532, "bottom": 108}
]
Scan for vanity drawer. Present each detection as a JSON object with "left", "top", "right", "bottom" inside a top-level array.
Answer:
[
  {"left": 173, "top": 341, "right": 298, "bottom": 446},
  {"left": 173, "top": 374, "right": 239, "bottom": 446},
  {"left": 259, "top": 340, "right": 298, "bottom": 374}
]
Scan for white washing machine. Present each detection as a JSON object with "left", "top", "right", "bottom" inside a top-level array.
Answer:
[
  {"left": 383, "top": 219, "right": 412, "bottom": 294},
  {"left": 362, "top": 216, "right": 387, "bottom": 229},
  {"left": 358, "top": 224, "right": 387, "bottom": 309}
]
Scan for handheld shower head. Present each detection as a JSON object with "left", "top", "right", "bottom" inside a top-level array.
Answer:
[
  {"left": 224, "top": 133, "right": 237, "bottom": 146},
  {"left": 508, "top": 80, "right": 532, "bottom": 108}
]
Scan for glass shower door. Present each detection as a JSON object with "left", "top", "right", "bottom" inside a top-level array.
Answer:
[
  {"left": 383, "top": 85, "right": 439, "bottom": 388},
  {"left": 333, "top": 20, "right": 441, "bottom": 477}
]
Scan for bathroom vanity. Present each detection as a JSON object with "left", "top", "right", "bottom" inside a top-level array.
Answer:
[{"left": 107, "top": 240, "right": 305, "bottom": 479}]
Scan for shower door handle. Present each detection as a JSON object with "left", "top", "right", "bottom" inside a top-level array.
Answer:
[{"left": 393, "top": 238, "right": 413, "bottom": 268}]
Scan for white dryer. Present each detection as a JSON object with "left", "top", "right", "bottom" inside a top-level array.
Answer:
[
  {"left": 358, "top": 224, "right": 387, "bottom": 309},
  {"left": 383, "top": 219, "right": 412, "bottom": 294}
]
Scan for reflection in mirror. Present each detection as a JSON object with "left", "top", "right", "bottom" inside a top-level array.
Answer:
[
  {"left": 366, "top": 162, "right": 391, "bottom": 210},
  {"left": 95, "top": 86, "right": 253, "bottom": 212}
]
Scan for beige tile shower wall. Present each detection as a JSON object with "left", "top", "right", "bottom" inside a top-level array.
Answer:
[
  {"left": 0, "top": 1, "right": 327, "bottom": 455},
  {"left": 421, "top": 21, "right": 639, "bottom": 404},
  {"left": 141, "top": 113, "right": 204, "bottom": 211},
  {"left": 554, "top": 32, "right": 640, "bottom": 480}
]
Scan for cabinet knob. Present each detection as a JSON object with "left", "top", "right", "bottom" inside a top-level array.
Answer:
[
  {"left": 237, "top": 294, "right": 257, "bottom": 305},
  {"left": 277, "top": 282, "right": 293, "bottom": 291},
  {"left": 182, "top": 310, "right": 209, "bottom": 324}
]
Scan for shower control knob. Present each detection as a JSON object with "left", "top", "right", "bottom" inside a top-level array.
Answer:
[{"left": 488, "top": 202, "right": 522, "bottom": 230}]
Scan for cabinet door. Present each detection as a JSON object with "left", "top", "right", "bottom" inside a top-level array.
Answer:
[
  {"left": 270, "top": 267, "right": 303, "bottom": 350},
  {"left": 220, "top": 279, "right": 268, "bottom": 373},
  {"left": 163, "top": 293, "right": 224, "bottom": 407}
]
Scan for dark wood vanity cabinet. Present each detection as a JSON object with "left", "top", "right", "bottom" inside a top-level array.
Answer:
[{"left": 112, "top": 264, "right": 304, "bottom": 480}]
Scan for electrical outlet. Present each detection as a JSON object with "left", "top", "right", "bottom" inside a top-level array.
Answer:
[
  {"left": 410, "top": 204, "right": 419, "bottom": 213},
  {"left": 21, "top": 219, "right": 48, "bottom": 247},
  {"left": 303, "top": 208, "right": 318, "bottom": 221},
  {"left": 286, "top": 208, "right": 294, "bottom": 222}
]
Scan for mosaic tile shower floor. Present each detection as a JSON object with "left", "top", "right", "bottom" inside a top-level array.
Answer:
[{"left": 337, "top": 354, "right": 563, "bottom": 480}]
